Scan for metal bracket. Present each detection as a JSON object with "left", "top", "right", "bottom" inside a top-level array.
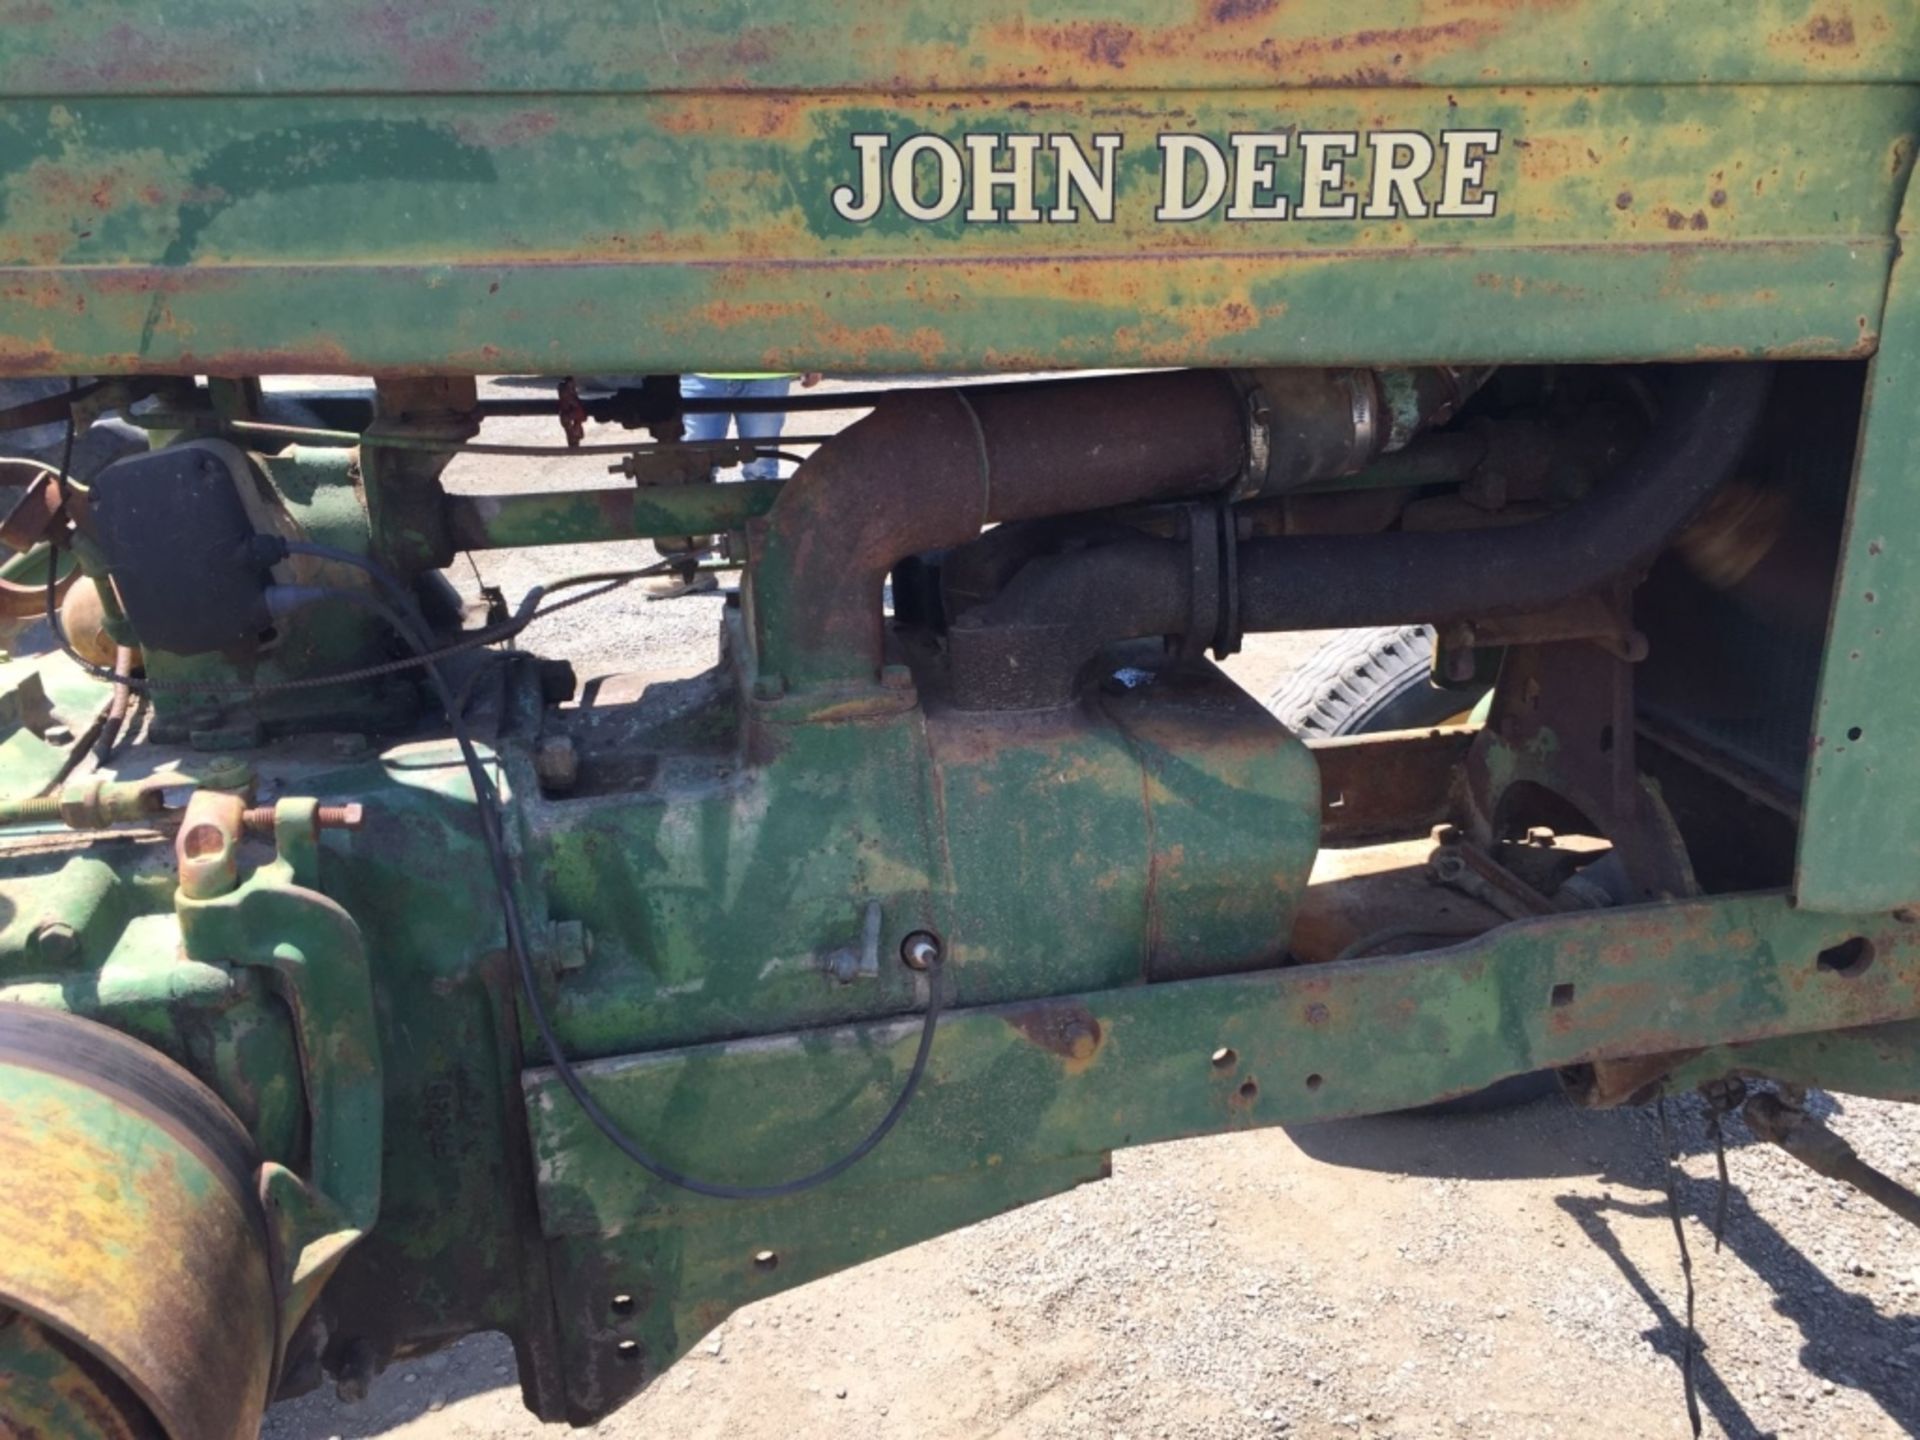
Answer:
[{"left": 174, "top": 789, "right": 383, "bottom": 1340}]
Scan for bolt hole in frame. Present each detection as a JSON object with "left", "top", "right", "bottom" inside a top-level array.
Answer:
[
  {"left": 610, "top": 1294, "right": 635, "bottom": 1317},
  {"left": 1211, "top": 1046, "right": 1237, "bottom": 1069},
  {"left": 1817, "top": 936, "right": 1875, "bottom": 978},
  {"left": 1305, "top": 1073, "right": 1324, "bottom": 1091},
  {"left": 615, "top": 1340, "right": 641, "bottom": 1363},
  {"left": 1551, "top": 982, "right": 1577, "bottom": 1008},
  {"left": 1238, "top": 1079, "right": 1259, "bottom": 1100},
  {"left": 753, "top": 1249, "right": 779, "bottom": 1272}
]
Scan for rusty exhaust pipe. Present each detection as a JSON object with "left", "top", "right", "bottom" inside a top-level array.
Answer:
[{"left": 746, "top": 366, "right": 1478, "bottom": 694}]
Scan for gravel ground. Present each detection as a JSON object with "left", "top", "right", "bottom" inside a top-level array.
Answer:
[{"left": 260, "top": 379, "right": 1920, "bottom": 1440}]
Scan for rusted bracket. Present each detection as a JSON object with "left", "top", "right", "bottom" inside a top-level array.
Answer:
[
  {"left": 1434, "top": 590, "right": 1647, "bottom": 682},
  {"left": 174, "top": 788, "right": 383, "bottom": 1338},
  {"left": 1463, "top": 637, "right": 1697, "bottom": 902}
]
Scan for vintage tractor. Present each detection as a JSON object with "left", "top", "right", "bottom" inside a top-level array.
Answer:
[{"left": 4, "top": 3, "right": 1920, "bottom": 1434}]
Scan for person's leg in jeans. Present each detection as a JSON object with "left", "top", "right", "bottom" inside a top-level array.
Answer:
[
  {"left": 732, "top": 377, "right": 793, "bottom": 481},
  {"left": 653, "top": 374, "right": 741, "bottom": 595},
  {"left": 679, "top": 373, "right": 738, "bottom": 454}
]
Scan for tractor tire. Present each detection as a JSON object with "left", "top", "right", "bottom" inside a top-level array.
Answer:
[{"left": 1266, "top": 624, "right": 1470, "bottom": 737}]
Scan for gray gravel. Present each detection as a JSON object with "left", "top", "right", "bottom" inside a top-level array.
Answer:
[{"left": 266, "top": 1093, "right": 1920, "bottom": 1440}]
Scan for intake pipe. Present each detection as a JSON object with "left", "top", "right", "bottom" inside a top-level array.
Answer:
[
  {"left": 949, "top": 363, "right": 1771, "bottom": 709},
  {"left": 746, "top": 366, "right": 1480, "bottom": 693}
]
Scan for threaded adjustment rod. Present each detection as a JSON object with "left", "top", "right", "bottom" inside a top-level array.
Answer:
[{"left": 241, "top": 803, "right": 366, "bottom": 835}]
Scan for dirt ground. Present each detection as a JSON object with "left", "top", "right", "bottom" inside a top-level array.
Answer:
[{"left": 257, "top": 379, "right": 1920, "bottom": 1440}]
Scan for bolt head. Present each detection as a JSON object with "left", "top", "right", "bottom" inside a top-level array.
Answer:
[
  {"left": 1064, "top": 1020, "right": 1099, "bottom": 1063},
  {"left": 534, "top": 736, "right": 580, "bottom": 792},
  {"left": 31, "top": 920, "right": 78, "bottom": 963}
]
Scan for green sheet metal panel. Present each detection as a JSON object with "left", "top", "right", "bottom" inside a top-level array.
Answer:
[
  {"left": 1797, "top": 165, "right": 1920, "bottom": 910},
  {"left": 1, "top": 3, "right": 1917, "bottom": 374},
  {"left": 5, "top": 1, "right": 1919, "bottom": 94}
]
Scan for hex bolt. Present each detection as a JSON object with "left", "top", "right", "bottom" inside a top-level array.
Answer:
[
  {"left": 900, "top": 930, "right": 943, "bottom": 971},
  {"left": 534, "top": 734, "right": 581, "bottom": 794},
  {"left": 826, "top": 950, "right": 860, "bottom": 984},
  {"left": 548, "top": 919, "right": 592, "bottom": 976},
  {"left": 31, "top": 920, "right": 78, "bottom": 964}
]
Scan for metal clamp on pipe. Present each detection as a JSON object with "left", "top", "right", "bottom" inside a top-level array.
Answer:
[{"left": 1227, "top": 366, "right": 1490, "bottom": 500}]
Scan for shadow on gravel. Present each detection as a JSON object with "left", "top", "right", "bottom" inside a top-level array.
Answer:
[
  {"left": 1286, "top": 1095, "right": 1671, "bottom": 1186},
  {"left": 1562, "top": 1187, "right": 1920, "bottom": 1439},
  {"left": 1290, "top": 1089, "right": 1917, "bottom": 1436},
  {"left": 263, "top": 1332, "right": 517, "bottom": 1440},
  {"left": 1285, "top": 1089, "right": 1838, "bottom": 1186}
]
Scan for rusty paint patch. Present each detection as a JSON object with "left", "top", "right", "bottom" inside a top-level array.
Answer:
[
  {"left": 1806, "top": 13, "right": 1858, "bottom": 46},
  {"left": 1003, "top": 1001, "right": 1103, "bottom": 1072}
]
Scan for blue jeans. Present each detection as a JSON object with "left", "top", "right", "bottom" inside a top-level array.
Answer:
[{"left": 680, "top": 375, "right": 793, "bottom": 481}]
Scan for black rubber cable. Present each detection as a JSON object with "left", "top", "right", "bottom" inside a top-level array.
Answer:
[{"left": 307, "top": 577, "right": 946, "bottom": 1200}]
